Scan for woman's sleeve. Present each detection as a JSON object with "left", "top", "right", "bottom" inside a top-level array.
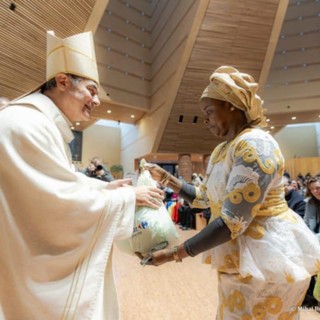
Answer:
[
  {"left": 178, "top": 182, "right": 210, "bottom": 209},
  {"left": 220, "top": 136, "right": 282, "bottom": 239}
]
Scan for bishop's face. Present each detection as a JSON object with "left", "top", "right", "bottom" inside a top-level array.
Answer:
[{"left": 59, "top": 77, "right": 100, "bottom": 122}]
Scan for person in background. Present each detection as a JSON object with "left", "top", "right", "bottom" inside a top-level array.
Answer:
[
  {"left": 302, "top": 176, "right": 320, "bottom": 308},
  {"left": 91, "top": 156, "right": 114, "bottom": 181},
  {"left": 291, "top": 179, "right": 305, "bottom": 197},
  {"left": 191, "top": 173, "right": 202, "bottom": 187},
  {"left": 283, "top": 169, "right": 291, "bottom": 179},
  {"left": 94, "top": 164, "right": 113, "bottom": 182},
  {"left": 0, "top": 31, "right": 163, "bottom": 320},
  {"left": 83, "top": 162, "right": 96, "bottom": 177},
  {"left": 304, "top": 177, "right": 320, "bottom": 238},
  {"left": 145, "top": 66, "right": 320, "bottom": 319},
  {"left": 283, "top": 176, "right": 306, "bottom": 217}
]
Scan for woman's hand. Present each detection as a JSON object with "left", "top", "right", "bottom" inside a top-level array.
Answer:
[
  {"left": 140, "top": 244, "right": 188, "bottom": 266},
  {"left": 148, "top": 248, "right": 175, "bottom": 266},
  {"left": 145, "top": 163, "right": 168, "bottom": 182}
]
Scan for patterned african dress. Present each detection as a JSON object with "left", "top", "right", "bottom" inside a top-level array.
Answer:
[{"left": 192, "top": 128, "right": 320, "bottom": 320}]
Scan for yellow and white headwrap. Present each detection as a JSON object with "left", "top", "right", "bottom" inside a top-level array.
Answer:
[{"left": 201, "top": 66, "right": 267, "bottom": 127}]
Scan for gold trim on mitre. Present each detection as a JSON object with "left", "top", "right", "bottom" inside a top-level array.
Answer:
[{"left": 46, "top": 31, "right": 99, "bottom": 84}]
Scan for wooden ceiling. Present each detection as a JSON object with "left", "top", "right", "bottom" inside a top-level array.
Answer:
[{"left": 0, "top": 0, "right": 319, "bottom": 157}]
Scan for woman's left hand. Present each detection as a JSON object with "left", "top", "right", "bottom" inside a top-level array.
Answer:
[{"left": 141, "top": 248, "right": 175, "bottom": 266}]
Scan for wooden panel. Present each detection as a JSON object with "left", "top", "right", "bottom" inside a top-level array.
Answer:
[
  {"left": 150, "top": 0, "right": 169, "bottom": 33},
  {"left": 282, "top": 16, "right": 320, "bottom": 34},
  {"left": 96, "top": 46, "right": 151, "bottom": 78},
  {"left": 99, "top": 11, "right": 151, "bottom": 46},
  {"left": 264, "top": 81, "right": 319, "bottom": 99},
  {"left": 158, "top": 0, "right": 281, "bottom": 154},
  {"left": 95, "top": 27, "right": 151, "bottom": 63},
  {"left": 263, "top": 97, "right": 320, "bottom": 115},
  {"left": 107, "top": 1, "right": 151, "bottom": 30},
  {"left": 151, "top": 0, "right": 192, "bottom": 56},
  {"left": 0, "top": 0, "right": 95, "bottom": 100},
  {"left": 272, "top": 47, "right": 320, "bottom": 68},
  {"left": 276, "top": 33, "right": 319, "bottom": 51},
  {"left": 125, "top": 0, "right": 154, "bottom": 17},
  {"left": 267, "top": 65, "right": 320, "bottom": 83},
  {"left": 99, "top": 82, "right": 150, "bottom": 109},
  {"left": 284, "top": 1, "right": 318, "bottom": 20},
  {"left": 1, "top": 0, "right": 319, "bottom": 148},
  {"left": 285, "top": 157, "right": 320, "bottom": 178},
  {"left": 151, "top": 40, "right": 186, "bottom": 92}
]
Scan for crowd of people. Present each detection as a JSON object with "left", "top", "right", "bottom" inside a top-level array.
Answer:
[
  {"left": 284, "top": 173, "right": 320, "bottom": 308},
  {"left": 283, "top": 172, "right": 320, "bottom": 223}
]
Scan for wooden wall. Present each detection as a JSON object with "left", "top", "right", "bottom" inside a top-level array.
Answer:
[{"left": 285, "top": 157, "right": 320, "bottom": 178}]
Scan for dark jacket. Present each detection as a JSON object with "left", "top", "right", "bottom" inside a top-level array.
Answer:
[{"left": 285, "top": 189, "right": 306, "bottom": 217}]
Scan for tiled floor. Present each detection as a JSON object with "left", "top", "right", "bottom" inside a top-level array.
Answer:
[{"left": 114, "top": 227, "right": 320, "bottom": 320}]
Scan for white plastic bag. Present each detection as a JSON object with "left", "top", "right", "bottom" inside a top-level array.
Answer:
[{"left": 129, "top": 165, "right": 178, "bottom": 254}]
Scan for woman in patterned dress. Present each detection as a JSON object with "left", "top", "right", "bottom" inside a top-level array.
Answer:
[{"left": 145, "top": 66, "right": 320, "bottom": 319}]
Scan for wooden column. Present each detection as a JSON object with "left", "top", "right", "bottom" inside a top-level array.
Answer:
[
  {"left": 178, "top": 154, "right": 192, "bottom": 183},
  {"left": 203, "top": 154, "right": 211, "bottom": 173}
]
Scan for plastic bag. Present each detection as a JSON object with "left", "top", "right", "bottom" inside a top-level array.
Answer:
[{"left": 129, "top": 163, "right": 178, "bottom": 254}]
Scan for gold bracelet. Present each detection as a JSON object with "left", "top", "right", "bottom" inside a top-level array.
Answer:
[
  {"left": 172, "top": 246, "right": 182, "bottom": 263},
  {"left": 160, "top": 171, "right": 171, "bottom": 186}
]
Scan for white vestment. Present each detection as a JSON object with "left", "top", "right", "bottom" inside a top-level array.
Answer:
[{"left": 0, "top": 93, "right": 135, "bottom": 320}]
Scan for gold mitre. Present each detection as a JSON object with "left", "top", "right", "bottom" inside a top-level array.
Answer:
[{"left": 46, "top": 31, "right": 99, "bottom": 84}]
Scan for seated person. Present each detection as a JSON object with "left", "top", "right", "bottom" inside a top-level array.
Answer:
[
  {"left": 94, "top": 165, "right": 114, "bottom": 182},
  {"left": 91, "top": 156, "right": 114, "bottom": 181},
  {"left": 83, "top": 163, "right": 96, "bottom": 177},
  {"left": 304, "top": 177, "right": 320, "bottom": 236},
  {"left": 291, "top": 179, "right": 305, "bottom": 197},
  {"left": 283, "top": 176, "right": 306, "bottom": 217},
  {"left": 302, "top": 176, "right": 320, "bottom": 307}
]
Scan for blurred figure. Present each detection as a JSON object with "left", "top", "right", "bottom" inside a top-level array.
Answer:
[
  {"left": 291, "top": 179, "right": 305, "bottom": 197},
  {"left": 94, "top": 164, "right": 113, "bottom": 182},
  {"left": 83, "top": 162, "right": 96, "bottom": 177},
  {"left": 191, "top": 173, "right": 201, "bottom": 186},
  {"left": 283, "top": 177, "right": 306, "bottom": 217},
  {"left": 304, "top": 177, "right": 320, "bottom": 237},
  {"left": 91, "top": 156, "right": 114, "bottom": 181}
]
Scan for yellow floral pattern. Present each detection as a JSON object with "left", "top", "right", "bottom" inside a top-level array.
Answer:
[
  {"left": 218, "top": 251, "right": 239, "bottom": 272},
  {"left": 225, "top": 290, "right": 246, "bottom": 312},
  {"left": 234, "top": 139, "right": 276, "bottom": 175},
  {"left": 265, "top": 296, "right": 283, "bottom": 314},
  {"left": 284, "top": 272, "right": 294, "bottom": 283},
  {"left": 243, "top": 220, "right": 265, "bottom": 240}
]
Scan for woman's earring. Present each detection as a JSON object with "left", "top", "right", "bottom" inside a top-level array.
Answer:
[{"left": 230, "top": 107, "right": 235, "bottom": 111}]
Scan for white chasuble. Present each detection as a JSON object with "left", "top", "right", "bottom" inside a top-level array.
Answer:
[{"left": 0, "top": 93, "right": 135, "bottom": 319}]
